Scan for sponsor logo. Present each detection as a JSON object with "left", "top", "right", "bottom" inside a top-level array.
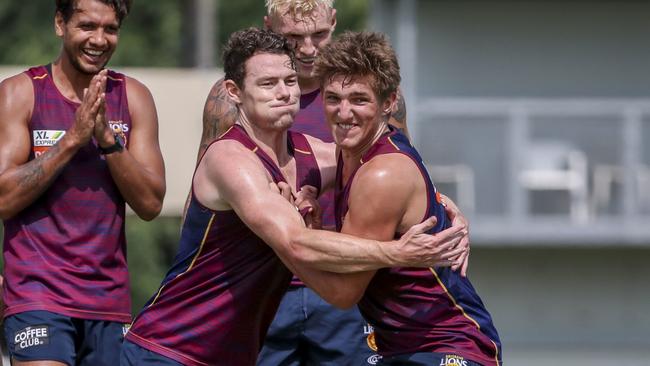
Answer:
[
  {"left": 14, "top": 325, "right": 49, "bottom": 350},
  {"left": 367, "top": 354, "right": 382, "bottom": 365},
  {"left": 32, "top": 130, "right": 66, "bottom": 157},
  {"left": 109, "top": 120, "right": 128, "bottom": 146},
  {"left": 109, "top": 120, "right": 129, "bottom": 133},
  {"left": 363, "top": 324, "right": 374, "bottom": 335},
  {"left": 439, "top": 354, "right": 468, "bottom": 366},
  {"left": 122, "top": 323, "right": 131, "bottom": 337},
  {"left": 366, "top": 331, "right": 378, "bottom": 352}
]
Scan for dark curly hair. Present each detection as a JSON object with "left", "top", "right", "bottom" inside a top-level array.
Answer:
[
  {"left": 223, "top": 27, "right": 296, "bottom": 89},
  {"left": 314, "top": 31, "right": 400, "bottom": 101},
  {"left": 56, "top": 0, "right": 132, "bottom": 25}
]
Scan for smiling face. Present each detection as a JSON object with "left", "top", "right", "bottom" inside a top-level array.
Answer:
[
  {"left": 323, "top": 74, "right": 395, "bottom": 155},
  {"left": 266, "top": 5, "right": 335, "bottom": 84},
  {"left": 55, "top": 0, "right": 120, "bottom": 75},
  {"left": 234, "top": 53, "right": 301, "bottom": 131}
]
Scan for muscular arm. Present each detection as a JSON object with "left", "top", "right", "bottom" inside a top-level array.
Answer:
[
  {"left": 95, "top": 77, "right": 166, "bottom": 220},
  {"left": 0, "top": 73, "right": 104, "bottom": 219},
  {"left": 195, "top": 141, "right": 466, "bottom": 276},
  {"left": 387, "top": 88, "right": 471, "bottom": 274},
  {"left": 290, "top": 156, "right": 417, "bottom": 307}
]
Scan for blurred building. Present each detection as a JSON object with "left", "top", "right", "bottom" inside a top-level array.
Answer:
[{"left": 370, "top": 0, "right": 650, "bottom": 364}]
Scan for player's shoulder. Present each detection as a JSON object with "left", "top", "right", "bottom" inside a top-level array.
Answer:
[
  {"left": 0, "top": 72, "right": 32, "bottom": 95},
  {"left": 355, "top": 153, "right": 419, "bottom": 193},
  {"left": 204, "top": 137, "right": 258, "bottom": 166},
  {"left": 123, "top": 74, "right": 151, "bottom": 95},
  {"left": 0, "top": 72, "right": 34, "bottom": 114},
  {"left": 122, "top": 74, "right": 156, "bottom": 116}
]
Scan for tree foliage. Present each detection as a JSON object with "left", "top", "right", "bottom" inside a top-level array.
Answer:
[{"left": 0, "top": 0, "right": 368, "bottom": 67}]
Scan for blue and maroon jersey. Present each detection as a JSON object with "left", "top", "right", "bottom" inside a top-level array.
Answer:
[
  {"left": 288, "top": 88, "right": 335, "bottom": 287},
  {"left": 292, "top": 88, "right": 330, "bottom": 143},
  {"left": 335, "top": 127, "right": 502, "bottom": 365},
  {"left": 2, "top": 65, "right": 132, "bottom": 323},
  {"left": 126, "top": 125, "right": 322, "bottom": 366}
]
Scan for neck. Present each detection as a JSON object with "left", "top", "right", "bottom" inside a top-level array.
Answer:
[
  {"left": 341, "top": 122, "right": 390, "bottom": 169},
  {"left": 51, "top": 55, "right": 96, "bottom": 103},
  {"left": 237, "top": 114, "right": 291, "bottom": 167},
  {"left": 298, "top": 76, "right": 320, "bottom": 95}
]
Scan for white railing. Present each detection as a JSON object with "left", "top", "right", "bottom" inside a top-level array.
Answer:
[{"left": 416, "top": 98, "right": 650, "bottom": 245}]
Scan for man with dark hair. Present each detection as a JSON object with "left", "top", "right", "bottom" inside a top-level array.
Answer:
[
  {"left": 0, "top": 0, "right": 165, "bottom": 365},
  {"left": 121, "top": 27, "right": 467, "bottom": 366},
  {"left": 312, "top": 31, "right": 502, "bottom": 365}
]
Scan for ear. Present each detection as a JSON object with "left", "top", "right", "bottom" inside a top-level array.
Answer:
[
  {"left": 224, "top": 79, "right": 242, "bottom": 105},
  {"left": 330, "top": 8, "right": 337, "bottom": 30},
  {"left": 263, "top": 15, "right": 273, "bottom": 30},
  {"left": 55, "top": 12, "right": 65, "bottom": 38},
  {"left": 382, "top": 92, "right": 397, "bottom": 116}
]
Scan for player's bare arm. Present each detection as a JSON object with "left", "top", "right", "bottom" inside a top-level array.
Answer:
[
  {"left": 196, "top": 141, "right": 466, "bottom": 275},
  {"left": 94, "top": 77, "right": 166, "bottom": 221},
  {"left": 305, "top": 133, "right": 470, "bottom": 274},
  {"left": 291, "top": 153, "right": 469, "bottom": 308},
  {"left": 0, "top": 72, "right": 105, "bottom": 219},
  {"left": 389, "top": 88, "right": 471, "bottom": 273},
  {"left": 197, "top": 78, "right": 239, "bottom": 161}
]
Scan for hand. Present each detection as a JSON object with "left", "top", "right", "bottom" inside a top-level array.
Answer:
[
  {"left": 70, "top": 70, "right": 107, "bottom": 146},
  {"left": 269, "top": 181, "right": 294, "bottom": 205},
  {"left": 440, "top": 193, "right": 471, "bottom": 277},
  {"left": 94, "top": 94, "right": 114, "bottom": 148},
  {"left": 295, "top": 185, "right": 322, "bottom": 229},
  {"left": 387, "top": 216, "right": 468, "bottom": 268}
]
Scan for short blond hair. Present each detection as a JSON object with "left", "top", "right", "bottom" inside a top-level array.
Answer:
[{"left": 266, "top": 0, "right": 334, "bottom": 21}]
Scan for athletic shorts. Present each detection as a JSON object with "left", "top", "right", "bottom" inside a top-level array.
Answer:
[
  {"left": 120, "top": 339, "right": 183, "bottom": 366},
  {"left": 379, "top": 352, "right": 485, "bottom": 366},
  {"left": 257, "top": 286, "right": 378, "bottom": 366},
  {"left": 3, "top": 310, "right": 128, "bottom": 366}
]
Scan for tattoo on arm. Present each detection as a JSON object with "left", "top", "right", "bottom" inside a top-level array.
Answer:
[
  {"left": 17, "top": 143, "right": 63, "bottom": 190},
  {"left": 201, "top": 80, "right": 238, "bottom": 145},
  {"left": 388, "top": 89, "right": 409, "bottom": 139},
  {"left": 391, "top": 91, "right": 407, "bottom": 126}
]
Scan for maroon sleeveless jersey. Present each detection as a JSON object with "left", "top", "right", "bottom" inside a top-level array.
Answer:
[
  {"left": 288, "top": 88, "right": 336, "bottom": 287},
  {"left": 2, "top": 65, "right": 132, "bottom": 322},
  {"left": 125, "top": 125, "right": 322, "bottom": 366},
  {"left": 335, "top": 128, "right": 502, "bottom": 365}
]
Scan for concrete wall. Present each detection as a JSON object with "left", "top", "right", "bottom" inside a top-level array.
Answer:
[
  {"left": 404, "top": 0, "right": 650, "bottom": 97},
  {"left": 471, "top": 246, "right": 650, "bottom": 365}
]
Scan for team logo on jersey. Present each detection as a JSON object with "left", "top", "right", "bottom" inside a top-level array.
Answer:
[
  {"left": 439, "top": 354, "right": 469, "bottom": 366},
  {"left": 32, "top": 130, "right": 66, "bottom": 157},
  {"left": 109, "top": 120, "right": 128, "bottom": 146},
  {"left": 122, "top": 323, "right": 131, "bottom": 337},
  {"left": 366, "top": 354, "right": 382, "bottom": 365},
  {"left": 14, "top": 325, "right": 50, "bottom": 350},
  {"left": 365, "top": 331, "right": 378, "bottom": 352}
]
